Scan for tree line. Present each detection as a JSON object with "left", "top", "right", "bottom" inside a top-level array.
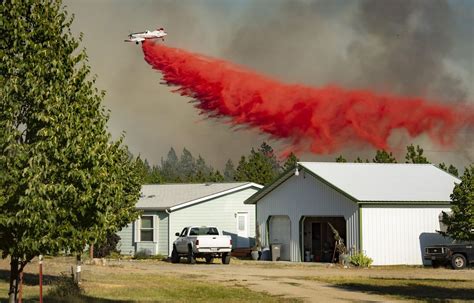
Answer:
[{"left": 135, "top": 143, "right": 461, "bottom": 186}]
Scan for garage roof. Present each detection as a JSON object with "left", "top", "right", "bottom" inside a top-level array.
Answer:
[
  {"left": 137, "top": 182, "right": 263, "bottom": 211},
  {"left": 246, "top": 162, "right": 460, "bottom": 204}
]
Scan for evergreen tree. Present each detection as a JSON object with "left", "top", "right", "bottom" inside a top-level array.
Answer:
[
  {"left": 135, "top": 156, "right": 151, "bottom": 183},
  {"left": 178, "top": 148, "right": 196, "bottom": 182},
  {"left": 405, "top": 144, "right": 429, "bottom": 163},
  {"left": 223, "top": 159, "right": 236, "bottom": 181},
  {"left": 148, "top": 165, "right": 163, "bottom": 184},
  {"left": 0, "top": 1, "right": 141, "bottom": 299},
  {"left": 245, "top": 148, "right": 277, "bottom": 185},
  {"left": 438, "top": 163, "right": 459, "bottom": 177},
  {"left": 258, "top": 142, "right": 280, "bottom": 174},
  {"left": 355, "top": 157, "right": 369, "bottom": 163},
  {"left": 282, "top": 152, "right": 299, "bottom": 171},
  {"left": 373, "top": 150, "right": 397, "bottom": 163},
  {"left": 335, "top": 155, "right": 347, "bottom": 163},
  {"left": 160, "top": 147, "right": 179, "bottom": 182},
  {"left": 439, "top": 165, "right": 474, "bottom": 242},
  {"left": 210, "top": 170, "right": 225, "bottom": 182},
  {"left": 234, "top": 156, "right": 249, "bottom": 182}
]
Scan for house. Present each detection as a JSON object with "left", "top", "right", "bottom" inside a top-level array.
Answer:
[
  {"left": 245, "top": 162, "right": 460, "bottom": 265},
  {"left": 118, "top": 182, "right": 262, "bottom": 256}
]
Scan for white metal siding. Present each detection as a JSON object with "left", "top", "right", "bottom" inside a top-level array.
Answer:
[
  {"left": 157, "top": 212, "right": 169, "bottom": 255},
  {"left": 168, "top": 188, "right": 258, "bottom": 256},
  {"left": 269, "top": 216, "right": 291, "bottom": 261},
  {"left": 362, "top": 205, "right": 451, "bottom": 265},
  {"left": 257, "top": 173, "right": 359, "bottom": 262}
]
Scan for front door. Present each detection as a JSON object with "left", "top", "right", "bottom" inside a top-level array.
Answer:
[{"left": 236, "top": 213, "right": 250, "bottom": 248}]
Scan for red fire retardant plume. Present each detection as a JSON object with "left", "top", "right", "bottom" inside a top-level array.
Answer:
[{"left": 142, "top": 41, "right": 473, "bottom": 154}]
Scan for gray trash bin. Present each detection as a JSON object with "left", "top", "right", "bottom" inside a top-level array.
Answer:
[{"left": 271, "top": 244, "right": 281, "bottom": 261}]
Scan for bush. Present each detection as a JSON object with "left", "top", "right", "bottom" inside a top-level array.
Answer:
[
  {"left": 47, "top": 273, "right": 83, "bottom": 299},
  {"left": 133, "top": 249, "right": 167, "bottom": 260},
  {"left": 350, "top": 252, "right": 373, "bottom": 267},
  {"left": 94, "top": 232, "right": 121, "bottom": 258}
]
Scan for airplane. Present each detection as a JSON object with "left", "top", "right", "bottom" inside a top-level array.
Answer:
[{"left": 124, "top": 28, "right": 167, "bottom": 44}]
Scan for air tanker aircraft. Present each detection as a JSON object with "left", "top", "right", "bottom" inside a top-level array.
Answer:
[{"left": 124, "top": 28, "right": 167, "bottom": 44}]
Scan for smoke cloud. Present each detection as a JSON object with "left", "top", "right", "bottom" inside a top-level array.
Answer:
[
  {"left": 66, "top": 0, "right": 473, "bottom": 167},
  {"left": 142, "top": 41, "right": 473, "bottom": 155}
]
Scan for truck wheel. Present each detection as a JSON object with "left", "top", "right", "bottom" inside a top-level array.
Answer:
[
  {"left": 171, "top": 246, "right": 180, "bottom": 264},
  {"left": 187, "top": 246, "right": 196, "bottom": 264},
  {"left": 451, "top": 254, "right": 466, "bottom": 270},
  {"left": 222, "top": 253, "right": 231, "bottom": 265}
]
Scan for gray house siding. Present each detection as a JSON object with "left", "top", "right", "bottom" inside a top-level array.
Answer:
[
  {"left": 256, "top": 173, "right": 359, "bottom": 262},
  {"left": 168, "top": 188, "right": 257, "bottom": 256},
  {"left": 117, "top": 211, "right": 169, "bottom": 256},
  {"left": 117, "top": 223, "right": 134, "bottom": 255}
]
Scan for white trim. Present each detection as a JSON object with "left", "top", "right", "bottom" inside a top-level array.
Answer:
[
  {"left": 168, "top": 183, "right": 263, "bottom": 212},
  {"left": 139, "top": 215, "right": 155, "bottom": 242},
  {"left": 134, "top": 217, "right": 141, "bottom": 242},
  {"left": 153, "top": 215, "right": 158, "bottom": 243}
]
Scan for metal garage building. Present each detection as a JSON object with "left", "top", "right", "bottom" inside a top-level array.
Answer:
[{"left": 245, "top": 162, "right": 459, "bottom": 265}]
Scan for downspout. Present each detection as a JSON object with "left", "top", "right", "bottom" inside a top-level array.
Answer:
[{"left": 165, "top": 208, "right": 171, "bottom": 256}]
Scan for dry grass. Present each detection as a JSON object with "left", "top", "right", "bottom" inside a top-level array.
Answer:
[{"left": 300, "top": 275, "right": 474, "bottom": 302}]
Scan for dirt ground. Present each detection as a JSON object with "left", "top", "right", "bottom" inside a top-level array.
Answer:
[{"left": 2, "top": 257, "right": 473, "bottom": 302}]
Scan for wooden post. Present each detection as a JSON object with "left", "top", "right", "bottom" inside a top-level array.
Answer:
[
  {"left": 89, "top": 243, "right": 94, "bottom": 260},
  {"left": 39, "top": 255, "right": 43, "bottom": 303},
  {"left": 75, "top": 255, "right": 82, "bottom": 284}
]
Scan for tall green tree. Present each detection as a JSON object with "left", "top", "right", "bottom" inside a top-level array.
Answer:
[
  {"left": 335, "top": 155, "right": 347, "bottom": 163},
  {"left": 372, "top": 150, "right": 397, "bottom": 163},
  {"left": 223, "top": 159, "right": 236, "bottom": 182},
  {"left": 405, "top": 144, "right": 430, "bottom": 163},
  {"left": 439, "top": 166, "right": 474, "bottom": 242},
  {"left": 160, "top": 147, "right": 179, "bottom": 182},
  {"left": 282, "top": 152, "right": 299, "bottom": 171},
  {"left": 438, "top": 163, "right": 459, "bottom": 177},
  {"left": 234, "top": 156, "right": 249, "bottom": 182},
  {"left": 178, "top": 148, "right": 196, "bottom": 181},
  {"left": 0, "top": 1, "right": 141, "bottom": 300}
]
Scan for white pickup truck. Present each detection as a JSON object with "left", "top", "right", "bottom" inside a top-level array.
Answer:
[{"left": 171, "top": 226, "right": 232, "bottom": 264}]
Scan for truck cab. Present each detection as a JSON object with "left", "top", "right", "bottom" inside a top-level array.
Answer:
[{"left": 424, "top": 243, "right": 473, "bottom": 269}]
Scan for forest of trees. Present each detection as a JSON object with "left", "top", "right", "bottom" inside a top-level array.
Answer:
[{"left": 135, "top": 142, "right": 461, "bottom": 186}]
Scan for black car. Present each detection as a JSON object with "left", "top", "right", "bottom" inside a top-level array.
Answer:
[{"left": 424, "top": 243, "right": 473, "bottom": 269}]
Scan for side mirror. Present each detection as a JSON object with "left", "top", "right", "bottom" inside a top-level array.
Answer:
[{"left": 175, "top": 232, "right": 180, "bottom": 237}]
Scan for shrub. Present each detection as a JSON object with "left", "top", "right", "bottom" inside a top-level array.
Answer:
[
  {"left": 94, "top": 232, "right": 121, "bottom": 258},
  {"left": 350, "top": 252, "right": 373, "bottom": 267},
  {"left": 133, "top": 249, "right": 167, "bottom": 260},
  {"left": 47, "top": 273, "right": 83, "bottom": 299}
]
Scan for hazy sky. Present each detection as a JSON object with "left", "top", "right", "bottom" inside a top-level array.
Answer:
[{"left": 64, "top": 0, "right": 473, "bottom": 169}]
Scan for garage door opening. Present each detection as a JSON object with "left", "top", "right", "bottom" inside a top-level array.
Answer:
[{"left": 301, "top": 216, "right": 346, "bottom": 263}]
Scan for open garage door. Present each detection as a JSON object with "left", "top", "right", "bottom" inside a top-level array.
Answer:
[{"left": 269, "top": 216, "right": 291, "bottom": 261}]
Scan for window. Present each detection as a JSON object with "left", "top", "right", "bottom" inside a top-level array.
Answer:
[
  {"left": 180, "top": 228, "right": 188, "bottom": 237},
  {"left": 189, "top": 227, "right": 219, "bottom": 236},
  {"left": 140, "top": 215, "right": 154, "bottom": 242}
]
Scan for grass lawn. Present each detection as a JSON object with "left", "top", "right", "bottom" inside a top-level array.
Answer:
[
  {"left": 0, "top": 261, "right": 298, "bottom": 303},
  {"left": 302, "top": 275, "right": 474, "bottom": 302}
]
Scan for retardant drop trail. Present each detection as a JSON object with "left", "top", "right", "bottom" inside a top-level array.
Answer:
[{"left": 142, "top": 40, "right": 473, "bottom": 154}]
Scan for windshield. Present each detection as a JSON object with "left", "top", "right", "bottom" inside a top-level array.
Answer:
[{"left": 189, "top": 227, "right": 219, "bottom": 236}]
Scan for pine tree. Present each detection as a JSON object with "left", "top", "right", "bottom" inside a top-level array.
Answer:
[
  {"left": 335, "top": 155, "right": 347, "bottom": 163},
  {"left": 439, "top": 163, "right": 459, "bottom": 177},
  {"left": 178, "top": 148, "right": 196, "bottom": 182},
  {"left": 0, "top": 1, "right": 141, "bottom": 299},
  {"left": 234, "top": 156, "right": 249, "bottom": 181},
  {"left": 373, "top": 150, "right": 397, "bottom": 163},
  {"left": 161, "top": 147, "right": 179, "bottom": 182},
  {"left": 282, "top": 152, "right": 299, "bottom": 171},
  {"left": 439, "top": 166, "right": 474, "bottom": 242},
  {"left": 405, "top": 144, "right": 429, "bottom": 163},
  {"left": 224, "top": 159, "right": 236, "bottom": 181}
]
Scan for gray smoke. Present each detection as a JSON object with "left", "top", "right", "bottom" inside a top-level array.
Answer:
[{"left": 65, "top": 0, "right": 473, "bottom": 169}]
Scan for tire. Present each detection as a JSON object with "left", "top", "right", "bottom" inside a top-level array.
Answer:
[
  {"left": 205, "top": 255, "right": 213, "bottom": 264},
  {"left": 187, "top": 246, "right": 196, "bottom": 264},
  {"left": 451, "top": 254, "right": 467, "bottom": 270},
  {"left": 171, "top": 246, "right": 180, "bottom": 264},
  {"left": 222, "top": 253, "right": 231, "bottom": 265}
]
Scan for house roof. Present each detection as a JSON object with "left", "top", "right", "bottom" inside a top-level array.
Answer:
[
  {"left": 136, "top": 182, "right": 263, "bottom": 211},
  {"left": 246, "top": 162, "right": 460, "bottom": 204}
]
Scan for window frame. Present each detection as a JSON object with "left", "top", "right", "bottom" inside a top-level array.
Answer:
[{"left": 140, "top": 215, "right": 154, "bottom": 242}]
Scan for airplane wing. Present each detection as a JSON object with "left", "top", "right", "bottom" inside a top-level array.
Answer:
[{"left": 124, "top": 37, "right": 145, "bottom": 43}]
